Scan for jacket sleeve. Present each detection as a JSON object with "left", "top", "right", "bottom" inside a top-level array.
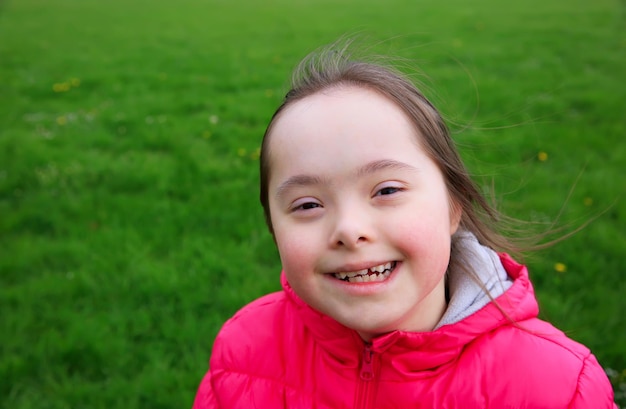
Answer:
[
  {"left": 192, "top": 370, "right": 217, "bottom": 409},
  {"left": 567, "top": 353, "right": 617, "bottom": 409}
]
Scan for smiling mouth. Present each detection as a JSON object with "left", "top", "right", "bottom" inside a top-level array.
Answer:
[{"left": 332, "top": 261, "right": 397, "bottom": 283}]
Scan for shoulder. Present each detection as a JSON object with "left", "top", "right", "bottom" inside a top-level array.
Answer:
[
  {"left": 223, "top": 291, "right": 290, "bottom": 327},
  {"left": 212, "top": 291, "right": 295, "bottom": 357},
  {"left": 205, "top": 291, "right": 316, "bottom": 406},
  {"left": 475, "top": 317, "right": 590, "bottom": 363},
  {"left": 209, "top": 290, "right": 306, "bottom": 376},
  {"left": 463, "top": 318, "right": 615, "bottom": 407}
]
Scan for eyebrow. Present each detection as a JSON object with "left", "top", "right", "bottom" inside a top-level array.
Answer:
[
  {"left": 275, "top": 159, "right": 419, "bottom": 199},
  {"left": 356, "top": 159, "right": 419, "bottom": 177},
  {"left": 275, "top": 174, "right": 326, "bottom": 199}
]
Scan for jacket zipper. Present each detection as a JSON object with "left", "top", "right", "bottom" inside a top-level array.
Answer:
[{"left": 355, "top": 344, "right": 376, "bottom": 408}]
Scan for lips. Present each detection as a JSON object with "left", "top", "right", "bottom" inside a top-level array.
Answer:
[{"left": 332, "top": 261, "right": 397, "bottom": 283}]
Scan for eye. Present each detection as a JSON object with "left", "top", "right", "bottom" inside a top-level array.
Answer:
[
  {"left": 298, "top": 202, "right": 321, "bottom": 210},
  {"left": 375, "top": 186, "right": 402, "bottom": 196},
  {"left": 290, "top": 198, "right": 323, "bottom": 213}
]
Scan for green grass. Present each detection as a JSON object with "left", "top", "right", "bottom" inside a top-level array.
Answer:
[{"left": 1, "top": 0, "right": 624, "bottom": 407}]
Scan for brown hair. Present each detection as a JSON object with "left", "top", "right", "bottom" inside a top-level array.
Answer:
[{"left": 259, "top": 42, "right": 520, "bottom": 260}]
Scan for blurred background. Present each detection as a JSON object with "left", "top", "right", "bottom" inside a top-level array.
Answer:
[{"left": 1, "top": 0, "right": 624, "bottom": 407}]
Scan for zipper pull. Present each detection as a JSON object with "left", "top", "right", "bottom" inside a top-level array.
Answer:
[{"left": 360, "top": 345, "right": 374, "bottom": 381}]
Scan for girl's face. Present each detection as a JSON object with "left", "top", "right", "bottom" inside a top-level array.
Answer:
[{"left": 267, "top": 86, "right": 461, "bottom": 340}]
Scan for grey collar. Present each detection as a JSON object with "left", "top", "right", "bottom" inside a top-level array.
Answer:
[{"left": 435, "top": 231, "right": 513, "bottom": 329}]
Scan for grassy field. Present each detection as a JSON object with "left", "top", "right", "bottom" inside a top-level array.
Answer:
[{"left": 1, "top": 0, "right": 624, "bottom": 407}]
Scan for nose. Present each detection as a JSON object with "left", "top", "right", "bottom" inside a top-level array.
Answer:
[{"left": 328, "top": 205, "right": 374, "bottom": 250}]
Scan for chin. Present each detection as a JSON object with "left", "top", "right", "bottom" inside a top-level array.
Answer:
[{"left": 338, "top": 317, "right": 397, "bottom": 338}]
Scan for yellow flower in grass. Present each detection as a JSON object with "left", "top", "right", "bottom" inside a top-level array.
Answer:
[
  {"left": 538, "top": 151, "right": 548, "bottom": 162},
  {"left": 554, "top": 263, "right": 567, "bottom": 273},
  {"left": 53, "top": 82, "right": 70, "bottom": 92},
  {"left": 249, "top": 147, "right": 261, "bottom": 160},
  {"left": 237, "top": 148, "right": 246, "bottom": 157},
  {"left": 583, "top": 197, "right": 593, "bottom": 207},
  {"left": 56, "top": 116, "right": 67, "bottom": 125}
]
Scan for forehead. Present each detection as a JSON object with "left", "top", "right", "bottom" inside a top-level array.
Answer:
[
  {"left": 274, "top": 86, "right": 410, "bottom": 129},
  {"left": 267, "top": 87, "right": 423, "bottom": 165}
]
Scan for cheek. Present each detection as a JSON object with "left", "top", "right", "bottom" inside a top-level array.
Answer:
[
  {"left": 275, "top": 230, "right": 314, "bottom": 276},
  {"left": 277, "top": 237, "right": 322, "bottom": 306},
  {"left": 393, "top": 211, "right": 453, "bottom": 263}
]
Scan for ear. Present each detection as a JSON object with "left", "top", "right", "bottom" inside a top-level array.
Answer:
[{"left": 449, "top": 200, "right": 462, "bottom": 235}]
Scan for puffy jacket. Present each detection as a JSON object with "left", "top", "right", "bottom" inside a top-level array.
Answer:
[{"left": 193, "top": 254, "right": 616, "bottom": 408}]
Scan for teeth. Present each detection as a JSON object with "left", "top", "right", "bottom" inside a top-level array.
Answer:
[
  {"left": 333, "top": 262, "right": 396, "bottom": 283},
  {"left": 345, "top": 269, "right": 368, "bottom": 278},
  {"left": 371, "top": 262, "right": 392, "bottom": 274}
]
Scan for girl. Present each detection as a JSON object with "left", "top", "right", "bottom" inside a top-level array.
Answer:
[{"left": 192, "top": 44, "right": 616, "bottom": 408}]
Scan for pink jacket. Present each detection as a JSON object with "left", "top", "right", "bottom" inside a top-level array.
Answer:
[{"left": 193, "top": 254, "right": 616, "bottom": 408}]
